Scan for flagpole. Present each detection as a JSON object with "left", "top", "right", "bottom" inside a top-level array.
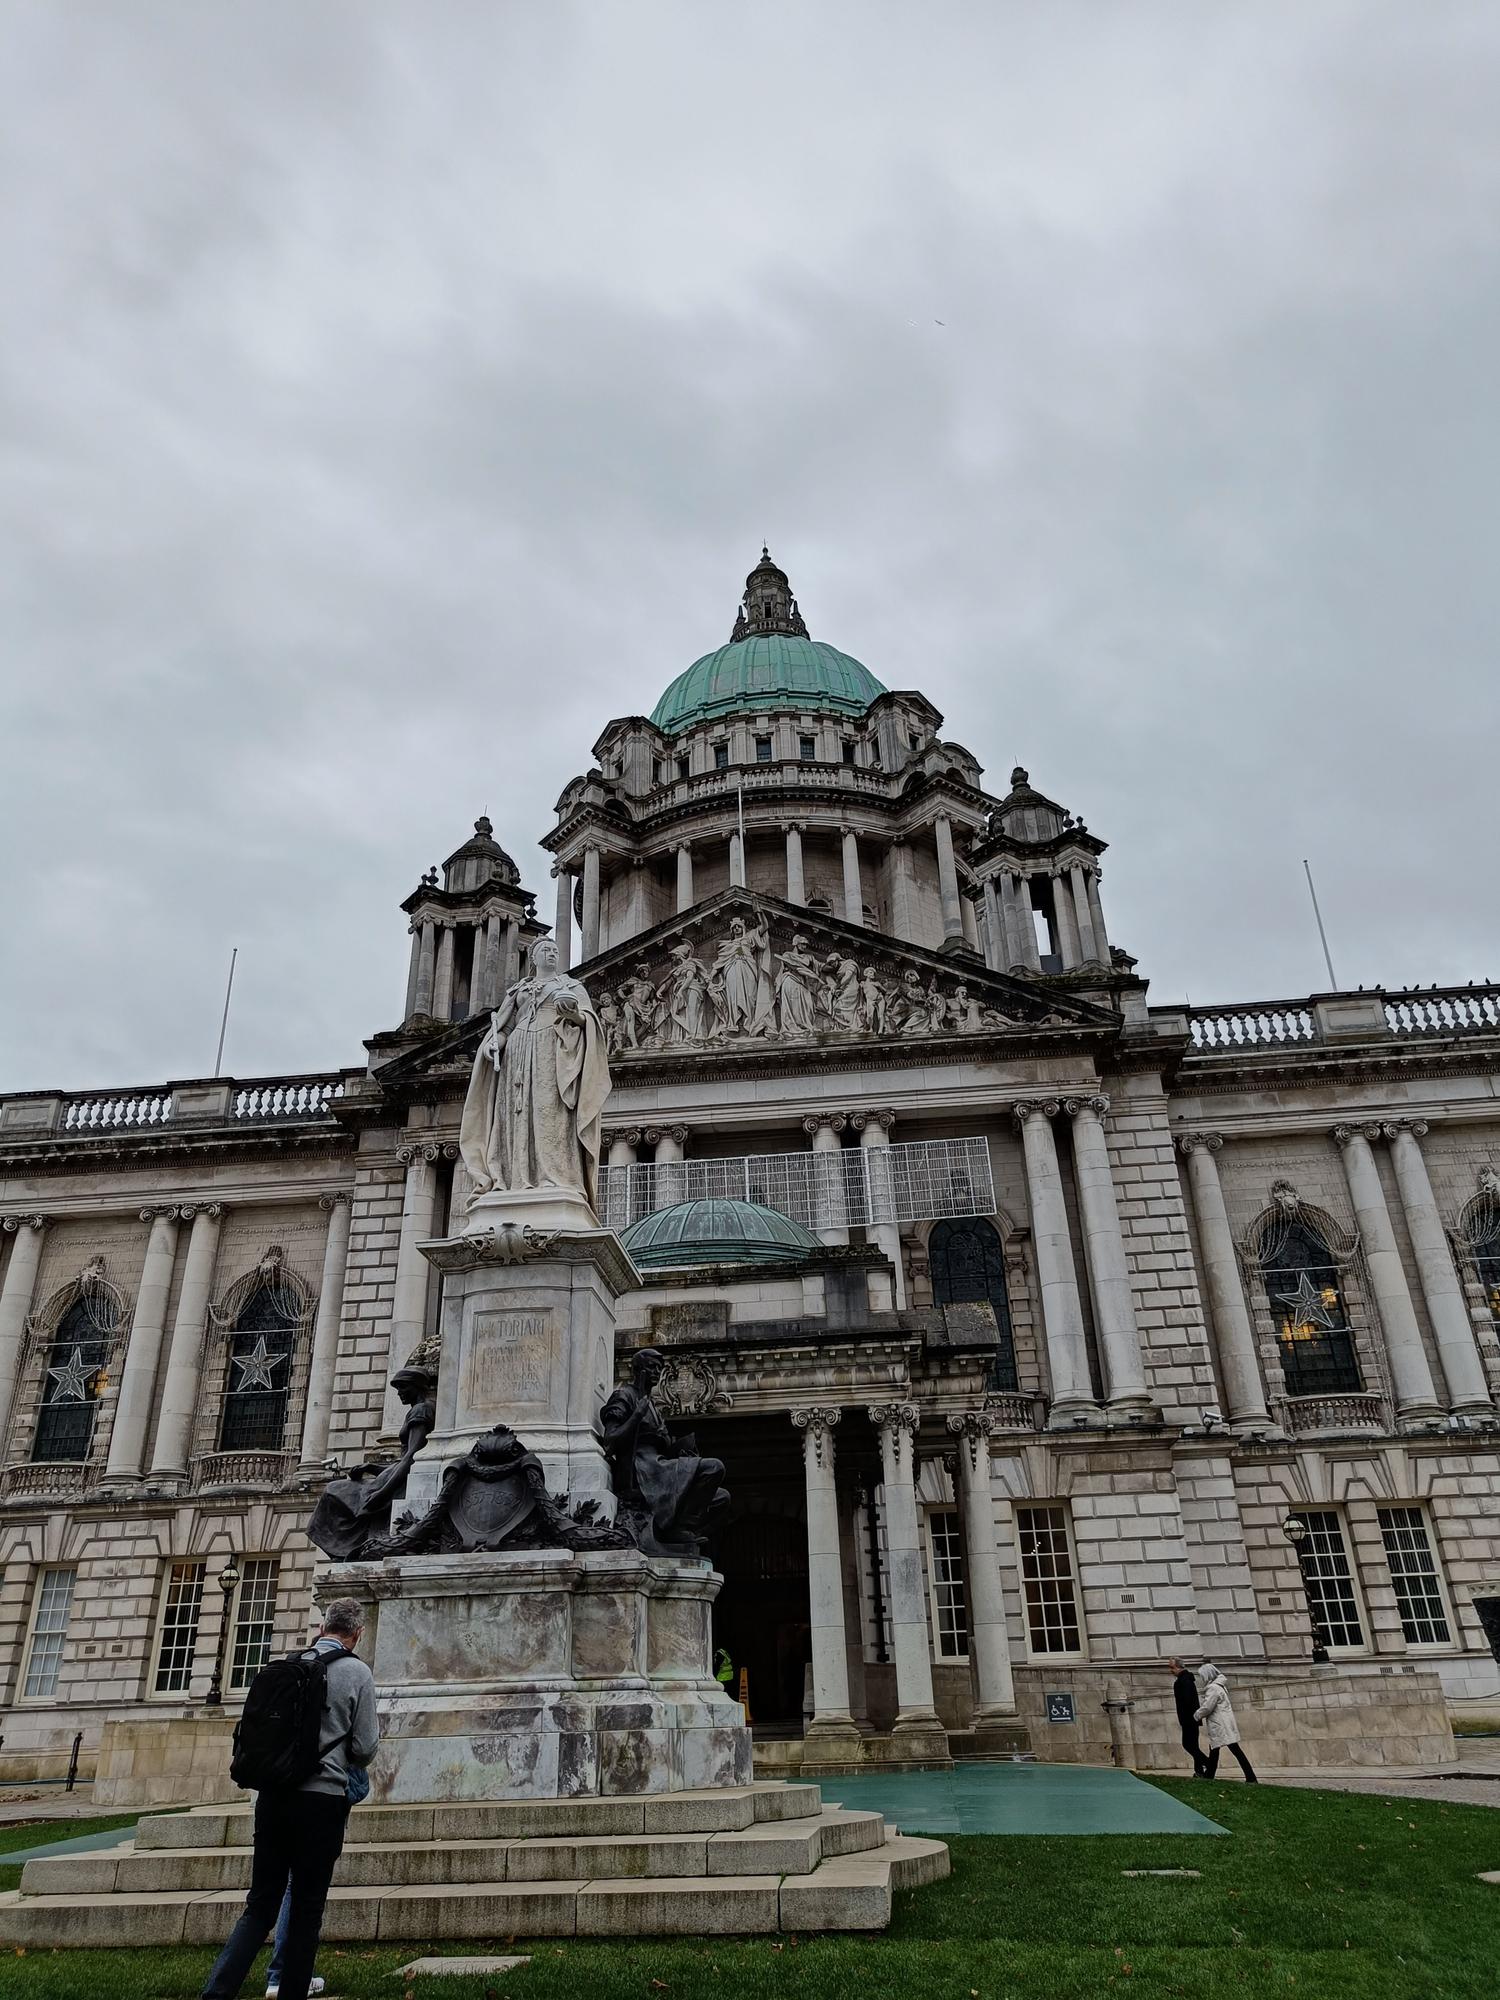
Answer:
[
  {"left": 213, "top": 947, "right": 238, "bottom": 1077},
  {"left": 1302, "top": 861, "right": 1338, "bottom": 990}
]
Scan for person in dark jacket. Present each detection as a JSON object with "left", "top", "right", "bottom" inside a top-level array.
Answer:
[{"left": 1168, "top": 1656, "right": 1207, "bottom": 1777}]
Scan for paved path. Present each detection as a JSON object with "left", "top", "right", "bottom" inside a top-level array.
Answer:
[{"left": 1270, "top": 1741, "right": 1500, "bottom": 1809}]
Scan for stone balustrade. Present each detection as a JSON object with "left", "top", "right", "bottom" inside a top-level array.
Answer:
[{"left": 0, "top": 1070, "right": 358, "bottom": 1143}]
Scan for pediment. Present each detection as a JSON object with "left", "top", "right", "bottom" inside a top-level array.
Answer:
[{"left": 579, "top": 889, "right": 1115, "bottom": 1061}]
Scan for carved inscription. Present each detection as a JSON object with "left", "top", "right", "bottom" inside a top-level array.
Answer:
[{"left": 464, "top": 1309, "right": 555, "bottom": 1414}]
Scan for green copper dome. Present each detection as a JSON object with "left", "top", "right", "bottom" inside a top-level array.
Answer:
[
  {"left": 650, "top": 548, "right": 885, "bottom": 733},
  {"left": 621, "top": 1198, "right": 820, "bottom": 1269}
]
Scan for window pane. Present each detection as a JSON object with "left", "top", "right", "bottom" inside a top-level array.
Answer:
[
  {"left": 927, "top": 1509, "right": 967, "bottom": 1659},
  {"left": 32, "top": 1298, "right": 112, "bottom": 1464},
  {"left": 230, "top": 1559, "right": 281, "bottom": 1690},
  {"left": 798, "top": 736, "right": 816, "bottom": 760},
  {"left": 1377, "top": 1506, "right": 1451, "bottom": 1646},
  {"left": 23, "top": 1567, "right": 77, "bottom": 1699},
  {"left": 1300, "top": 1509, "right": 1365, "bottom": 1649},
  {"left": 153, "top": 1562, "right": 206, "bottom": 1694},
  {"left": 219, "top": 1286, "right": 296, "bottom": 1453},
  {"left": 1017, "top": 1505, "right": 1081, "bottom": 1654},
  {"left": 1259, "top": 1220, "right": 1362, "bottom": 1396}
]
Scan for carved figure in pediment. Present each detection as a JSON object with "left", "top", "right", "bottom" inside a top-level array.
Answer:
[
  {"left": 597, "top": 989, "right": 624, "bottom": 1054},
  {"left": 711, "top": 917, "right": 775, "bottom": 1036},
  {"left": 774, "top": 934, "right": 822, "bottom": 1036},
  {"left": 891, "top": 967, "right": 931, "bottom": 1034},
  {"left": 822, "top": 952, "right": 861, "bottom": 1030},
  {"left": 955, "top": 985, "right": 983, "bottom": 1032},
  {"left": 662, "top": 943, "right": 713, "bottom": 1043},
  {"left": 619, "top": 964, "right": 661, "bottom": 1048},
  {"left": 859, "top": 964, "right": 889, "bottom": 1034}
]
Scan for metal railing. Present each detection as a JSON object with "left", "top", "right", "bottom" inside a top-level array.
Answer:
[{"left": 600, "top": 1134, "right": 995, "bottom": 1234}]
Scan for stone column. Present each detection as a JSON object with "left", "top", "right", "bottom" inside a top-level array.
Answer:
[
  {"left": 960, "top": 887, "right": 980, "bottom": 951},
  {"left": 853, "top": 1110, "right": 906, "bottom": 1308},
  {"left": 581, "top": 845, "right": 602, "bottom": 960},
  {"left": 1177, "top": 1135, "right": 1272, "bottom": 1428},
  {"left": 675, "top": 842, "right": 694, "bottom": 913},
  {"left": 146, "top": 1203, "right": 224, "bottom": 1478},
  {"left": 605, "top": 1128, "right": 640, "bottom": 1230},
  {"left": 502, "top": 916, "right": 522, "bottom": 992},
  {"left": 478, "top": 912, "right": 503, "bottom": 1011},
  {"left": 553, "top": 869, "right": 573, "bottom": 969},
  {"left": 1333, "top": 1123, "right": 1443, "bottom": 1424},
  {"left": 729, "top": 828, "right": 745, "bottom": 888},
  {"left": 0, "top": 1216, "right": 48, "bottom": 1444},
  {"left": 982, "top": 880, "right": 1003, "bottom": 970},
  {"left": 1085, "top": 867, "right": 1109, "bottom": 961},
  {"left": 432, "top": 924, "right": 456, "bottom": 1022},
  {"left": 299, "top": 1193, "right": 353, "bottom": 1471},
  {"left": 1011, "top": 875, "right": 1041, "bottom": 971},
  {"left": 102, "top": 1207, "right": 182, "bottom": 1482},
  {"left": 805, "top": 1114, "right": 849, "bottom": 1247},
  {"left": 650, "top": 1125, "right": 688, "bottom": 1208},
  {"left": 945, "top": 1412, "right": 1018, "bottom": 1723},
  {"left": 1384, "top": 1120, "right": 1493, "bottom": 1415},
  {"left": 1051, "top": 873, "right": 1082, "bottom": 967},
  {"left": 1064, "top": 1096, "right": 1152, "bottom": 1417},
  {"left": 934, "top": 815, "right": 964, "bottom": 940},
  {"left": 785, "top": 824, "right": 805, "bottom": 905},
  {"left": 790, "top": 1407, "right": 861, "bottom": 1755},
  {"left": 841, "top": 828, "right": 864, "bottom": 925},
  {"left": 403, "top": 923, "right": 423, "bottom": 1019},
  {"left": 867, "top": 1402, "right": 947, "bottom": 1756},
  {"left": 414, "top": 919, "right": 437, "bottom": 1014},
  {"left": 1069, "top": 864, "right": 1100, "bottom": 965},
  {"left": 382, "top": 1143, "right": 441, "bottom": 1437},
  {"left": 1013, "top": 1101, "right": 1099, "bottom": 1423}
]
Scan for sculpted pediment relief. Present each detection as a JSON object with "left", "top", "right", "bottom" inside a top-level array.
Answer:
[{"left": 579, "top": 891, "right": 1112, "bottom": 1057}]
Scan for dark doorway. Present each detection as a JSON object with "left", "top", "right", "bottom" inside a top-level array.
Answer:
[{"left": 712, "top": 1510, "right": 810, "bottom": 1733}]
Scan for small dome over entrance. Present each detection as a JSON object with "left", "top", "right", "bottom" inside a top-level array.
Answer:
[{"left": 621, "top": 1197, "right": 819, "bottom": 1269}]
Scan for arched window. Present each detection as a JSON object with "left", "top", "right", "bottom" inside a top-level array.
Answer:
[
  {"left": 219, "top": 1283, "right": 297, "bottom": 1453},
  {"left": 1460, "top": 1176, "right": 1500, "bottom": 1323},
  {"left": 1260, "top": 1218, "right": 1362, "bottom": 1396},
  {"left": 928, "top": 1217, "right": 1018, "bottom": 1392},
  {"left": 32, "top": 1295, "right": 115, "bottom": 1464}
]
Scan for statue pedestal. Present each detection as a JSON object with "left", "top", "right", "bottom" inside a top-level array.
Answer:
[
  {"left": 319, "top": 1549, "right": 752, "bottom": 1802},
  {"left": 460, "top": 1184, "right": 602, "bottom": 1239},
  {"left": 411, "top": 1230, "right": 639, "bottom": 1521}
]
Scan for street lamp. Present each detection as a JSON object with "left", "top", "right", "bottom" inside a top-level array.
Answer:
[
  {"left": 202, "top": 1554, "right": 242, "bottom": 1707},
  {"left": 1281, "top": 1514, "right": 1330, "bottom": 1666}
]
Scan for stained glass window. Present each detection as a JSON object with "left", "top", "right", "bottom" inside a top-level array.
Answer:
[
  {"left": 218, "top": 1285, "right": 297, "bottom": 1453},
  {"left": 928, "top": 1217, "right": 1019, "bottom": 1392},
  {"left": 1377, "top": 1507, "right": 1452, "bottom": 1646},
  {"left": 32, "top": 1297, "right": 113, "bottom": 1464},
  {"left": 1471, "top": 1221, "right": 1500, "bottom": 1324},
  {"left": 1016, "top": 1505, "right": 1082, "bottom": 1655},
  {"left": 1259, "top": 1219, "right": 1362, "bottom": 1397}
]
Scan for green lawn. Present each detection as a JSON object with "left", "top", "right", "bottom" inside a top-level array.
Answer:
[{"left": 3, "top": 1781, "right": 1499, "bottom": 1998}]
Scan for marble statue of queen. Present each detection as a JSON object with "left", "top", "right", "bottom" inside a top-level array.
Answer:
[{"left": 459, "top": 937, "right": 611, "bottom": 1213}]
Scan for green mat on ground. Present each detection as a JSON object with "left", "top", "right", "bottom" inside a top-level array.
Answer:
[{"left": 817, "top": 1759, "right": 1229, "bottom": 1834}]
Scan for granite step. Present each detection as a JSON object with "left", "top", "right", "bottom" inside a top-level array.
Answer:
[{"left": 0, "top": 1784, "right": 947, "bottom": 1943}]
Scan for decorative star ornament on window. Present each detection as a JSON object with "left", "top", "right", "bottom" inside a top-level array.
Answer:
[
  {"left": 46, "top": 1346, "right": 94, "bottom": 1402},
  {"left": 231, "top": 1337, "right": 284, "bottom": 1393},
  {"left": 1275, "top": 1272, "right": 1339, "bottom": 1333}
]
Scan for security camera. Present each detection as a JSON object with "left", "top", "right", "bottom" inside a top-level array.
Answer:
[{"left": 1201, "top": 1407, "right": 1224, "bottom": 1431}]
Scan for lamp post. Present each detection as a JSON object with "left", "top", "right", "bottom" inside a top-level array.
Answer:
[
  {"left": 202, "top": 1553, "right": 242, "bottom": 1707},
  {"left": 1281, "top": 1515, "right": 1330, "bottom": 1666}
]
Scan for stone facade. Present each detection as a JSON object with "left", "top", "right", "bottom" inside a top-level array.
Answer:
[{"left": 2, "top": 554, "right": 1498, "bottom": 1781}]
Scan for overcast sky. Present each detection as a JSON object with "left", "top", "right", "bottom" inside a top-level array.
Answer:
[{"left": 4, "top": 2, "right": 1499, "bottom": 1093}]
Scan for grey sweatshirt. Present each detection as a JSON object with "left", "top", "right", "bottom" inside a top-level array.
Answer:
[{"left": 297, "top": 1636, "right": 380, "bottom": 1798}]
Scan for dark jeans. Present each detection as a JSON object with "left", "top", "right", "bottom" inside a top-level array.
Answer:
[
  {"left": 1203, "top": 1742, "right": 1258, "bottom": 1782},
  {"left": 1179, "top": 1721, "right": 1207, "bottom": 1776},
  {"left": 201, "top": 1789, "right": 349, "bottom": 2000}
]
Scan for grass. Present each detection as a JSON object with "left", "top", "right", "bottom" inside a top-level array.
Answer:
[
  {"left": 2, "top": 1781, "right": 1498, "bottom": 1997},
  {"left": 0, "top": 1815, "right": 142, "bottom": 1892}
]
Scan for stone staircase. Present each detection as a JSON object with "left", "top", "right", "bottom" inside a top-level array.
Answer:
[{"left": 0, "top": 1782, "right": 948, "bottom": 1945}]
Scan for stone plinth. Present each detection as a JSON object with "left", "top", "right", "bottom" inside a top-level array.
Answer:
[
  {"left": 411, "top": 1230, "right": 639, "bottom": 1517},
  {"left": 321, "top": 1547, "right": 751, "bottom": 1803}
]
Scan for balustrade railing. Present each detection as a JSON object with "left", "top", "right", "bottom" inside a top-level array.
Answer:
[
  {"left": 1383, "top": 989, "right": 1500, "bottom": 1037},
  {"left": 4, "top": 1071, "right": 353, "bottom": 1141},
  {"left": 191, "top": 1449, "right": 295, "bottom": 1491},
  {"left": 1186, "top": 1004, "right": 1316, "bottom": 1050},
  {"left": 1278, "top": 1392, "right": 1388, "bottom": 1436},
  {"left": 1182, "top": 984, "right": 1500, "bottom": 1053},
  {"left": 62, "top": 1092, "right": 173, "bottom": 1133}
]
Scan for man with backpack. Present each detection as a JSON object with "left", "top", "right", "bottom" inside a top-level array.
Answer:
[{"left": 200, "top": 1597, "right": 379, "bottom": 2000}]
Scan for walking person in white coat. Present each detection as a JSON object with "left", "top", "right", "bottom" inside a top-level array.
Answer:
[{"left": 1194, "top": 1664, "right": 1258, "bottom": 1782}]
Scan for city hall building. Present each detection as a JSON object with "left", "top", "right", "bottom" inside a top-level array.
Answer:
[{"left": 2, "top": 550, "right": 1498, "bottom": 1782}]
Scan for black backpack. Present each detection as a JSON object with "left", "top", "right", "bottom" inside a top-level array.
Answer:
[{"left": 230, "top": 1646, "right": 340, "bottom": 1792}]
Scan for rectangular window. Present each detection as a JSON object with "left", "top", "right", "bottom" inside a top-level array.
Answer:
[
  {"left": 798, "top": 736, "right": 816, "bottom": 761},
  {"left": 652, "top": 759, "right": 663, "bottom": 784},
  {"left": 754, "top": 736, "right": 772, "bottom": 762},
  {"left": 676, "top": 756, "right": 689, "bottom": 781},
  {"left": 713, "top": 742, "right": 729, "bottom": 770},
  {"left": 926, "top": 1509, "right": 968, "bottom": 1659},
  {"left": 229, "top": 1558, "right": 281, "bottom": 1691},
  {"left": 22, "top": 1567, "right": 77, "bottom": 1701},
  {"left": 152, "top": 1561, "right": 206, "bottom": 1695},
  {"left": 841, "top": 739, "right": 856, "bottom": 765},
  {"left": 1300, "top": 1509, "right": 1366, "bottom": 1650},
  {"left": 1016, "top": 1505, "right": 1082, "bottom": 1655},
  {"left": 1377, "top": 1507, "right": 1452, "bottom": 1646}
]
